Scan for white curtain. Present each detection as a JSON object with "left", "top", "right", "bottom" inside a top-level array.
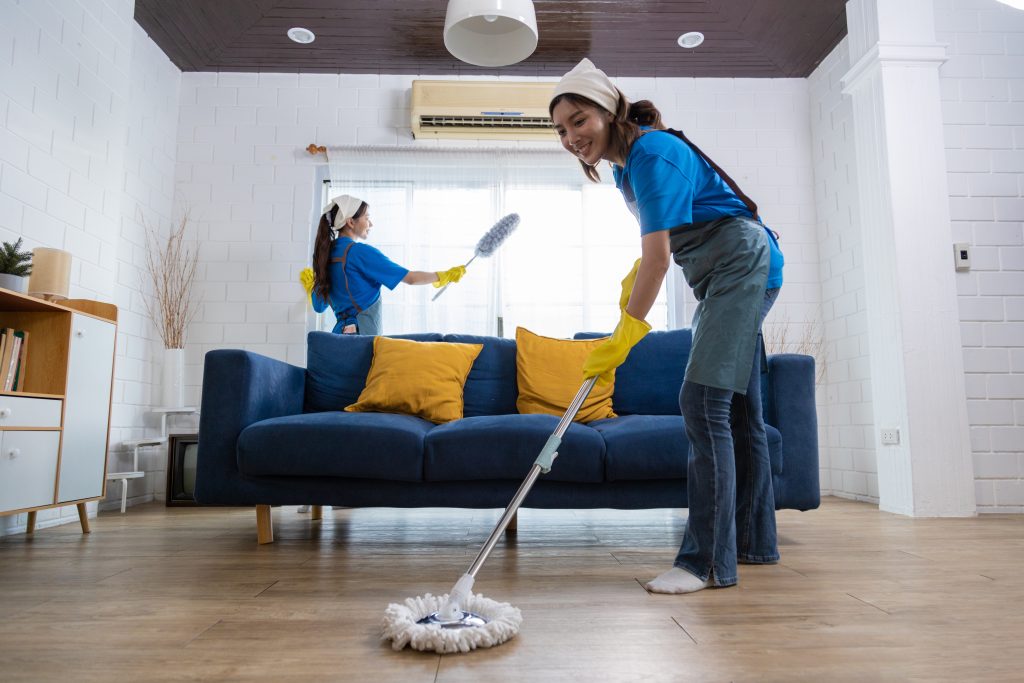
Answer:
[{"left": 319, "top": 145, "right": 669, "bottom": 338}]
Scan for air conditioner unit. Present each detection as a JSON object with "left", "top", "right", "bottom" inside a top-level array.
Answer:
[{"left": 411, "top": 80, "right": 556, "bottom": 141}]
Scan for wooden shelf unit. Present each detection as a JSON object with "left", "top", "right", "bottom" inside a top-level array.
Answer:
[{"left": 0, "top": 289, "right": 117, "bottom": 535}]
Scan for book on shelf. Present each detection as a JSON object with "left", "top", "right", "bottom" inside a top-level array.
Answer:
[
  {"left": 11, "top": 330, "right": 27, "bottom": 391},
  {"left": 0, "top": 328, "right": 13, "bottom": 391},
  {"left": 0, "top": 328, "right": 28, "bottom": 392}
]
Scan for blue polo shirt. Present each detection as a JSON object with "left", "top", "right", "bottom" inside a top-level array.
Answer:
[
  {"left": 311, "top": 237, "right": 408, "bottom": 317},
  {"left": 613, "top": 130, "right": 783, "bottom": 288}
]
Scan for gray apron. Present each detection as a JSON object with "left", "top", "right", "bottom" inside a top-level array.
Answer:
[{"left": 669, "top": 215, "right": 770, "bottom": 394}]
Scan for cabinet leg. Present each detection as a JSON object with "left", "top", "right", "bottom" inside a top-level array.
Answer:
[
  {"left": 311, "top": 505, "right": 322, "bottom": 521},
  {"left": 505, "top": 510, "right": 518, "bottom": 533},
  {"left": 26, "top": 511, "right": 37, "bottom": 534},
  {"left": 256, "top": 505, "right": 274, "bottom": 544},
  {"left": 77, "top": 503, "right": 91, "bottom": 534}
]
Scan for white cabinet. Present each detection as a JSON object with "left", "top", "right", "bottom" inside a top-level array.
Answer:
[
  {"left": 0, "top": 430, "right": 60, "bottom": 512},
  {"left": 0, "top": 291, "right": 117, "bottom": 534},
  {"left": 58, "top": 313, "right": 116, "bottom": 503}
]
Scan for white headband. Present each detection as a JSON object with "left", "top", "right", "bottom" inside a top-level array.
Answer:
[
  {"left": 552, "top": 58, "right": 621, "bottom": 114},
  {"left": 321, "top": 194, "right": 364, "bottom": 230}
]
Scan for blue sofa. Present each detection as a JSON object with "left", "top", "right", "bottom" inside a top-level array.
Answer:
[{"left": 196, "top": 329, "right": 819, "bottom": 543}]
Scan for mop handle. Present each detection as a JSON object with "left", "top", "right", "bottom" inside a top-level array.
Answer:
[
  {"left": 430, "top": 254, "right": 477, "bottom": 302},
  {"left": 464, "top": 376, "right": 599, "bottom": 579}
]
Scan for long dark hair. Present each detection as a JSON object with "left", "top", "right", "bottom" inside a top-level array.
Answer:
[
  {"left": 549, "top": 93, "right": 665, "bottom": 182},
  {"left": 311, "top": 201, "right": 368, "bottom": 302}
]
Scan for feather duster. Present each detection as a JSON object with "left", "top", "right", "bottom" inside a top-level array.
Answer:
[{"left": 432, "top": 213, "right": 520, "bottom": 301}]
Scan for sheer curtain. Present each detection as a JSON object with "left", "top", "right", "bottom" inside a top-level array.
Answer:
[{"left": 318, "top": 145, "right": 669, "bottom": 338}]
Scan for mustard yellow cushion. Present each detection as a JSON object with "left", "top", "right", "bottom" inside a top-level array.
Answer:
[
  {"left": 515, "top": 327, "right": 616, "bottom": 423},
  {"left": 345, "top": 337, "right": 483, "bottom": 424}
]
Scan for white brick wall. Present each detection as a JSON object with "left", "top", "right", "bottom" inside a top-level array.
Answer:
[
  {"left": 807, "top": 37, "right": 876, "bottom": 504},
  {"left": 805, "top": 0, "right": 1024, "bottom": 512},
  {"left": 0, "top": 0, "right": 179, "bottom": 534},
  {"left": 937, "top": 0, "right": 1024, "bottom": 512}
]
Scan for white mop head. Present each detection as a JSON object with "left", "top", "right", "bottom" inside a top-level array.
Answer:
[
  {"left": 382, "top": 592, "right": 523, "bottom": 653},
  {"left": 474, "top": 213, "right": 520, "bottom": 257}
]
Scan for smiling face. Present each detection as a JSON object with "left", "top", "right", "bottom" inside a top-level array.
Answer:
[
  {"left": 551, "top": 96, "right": 615, "bottom": 166},
  {"left": 345, "top": 209, "right": 372, "bottom": 240}
]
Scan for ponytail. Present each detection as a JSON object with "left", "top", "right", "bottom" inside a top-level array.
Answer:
[{"left": 312, "top": 207, "right": 337, "bottom": 302}]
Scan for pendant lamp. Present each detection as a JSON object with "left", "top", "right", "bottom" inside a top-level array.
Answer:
[{"left": 444, "top": 0, "right": 538, "bottom": 67}]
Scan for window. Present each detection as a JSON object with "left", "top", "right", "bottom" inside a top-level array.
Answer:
[{"left": 315, "top": 147, "right": 669, "bottom": 338}]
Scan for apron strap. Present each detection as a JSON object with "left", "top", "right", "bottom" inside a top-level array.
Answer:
[
  {"left": 330, "top": 242, "right": 362, "bottom": 314},
  {"left": 663, "top": 128, "right": 760, "bottom": 222}
]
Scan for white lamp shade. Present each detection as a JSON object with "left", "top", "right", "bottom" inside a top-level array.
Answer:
[{"left": 444, "top": 0, "right": 538, "bottom": 67}]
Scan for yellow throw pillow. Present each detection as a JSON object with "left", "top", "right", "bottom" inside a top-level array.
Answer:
[
  {"left": 345, "top": 337, "right": 483, "bottom": 424},
  {"left": 515, "top": 327, "right": 616, "bottom": 423}
]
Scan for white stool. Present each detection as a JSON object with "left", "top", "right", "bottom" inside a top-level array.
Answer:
[{"left": 107, "top": 438, "right": 163, "bottom": 513}]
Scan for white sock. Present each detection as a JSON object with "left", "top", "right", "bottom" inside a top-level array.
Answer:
[{"left": 645, "top": 567, "right": 712, "bottom": 594}]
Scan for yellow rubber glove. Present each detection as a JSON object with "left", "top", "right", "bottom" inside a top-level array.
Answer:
[
  {"left": 299, "top": 267, "right": 315, "bottom": 299},
  {"left": 433, "top": 265, "right": 467, "bottom": 288},
  {"left": 583, "top": 310, "right": 651, "bottom": 386},
  {"left": 619, "top": 258, "right": 641, "bottom": 311}
]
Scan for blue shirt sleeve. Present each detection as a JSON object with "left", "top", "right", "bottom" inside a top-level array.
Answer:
[
  {"left": 353, "top": 244, "right": 409, "bottom": 290},
  {"left": 310, "top": 288, "right": 329, "bottom": 313},
  {"left": 630, "top": 150, "right": 696, "bottom": 234}
]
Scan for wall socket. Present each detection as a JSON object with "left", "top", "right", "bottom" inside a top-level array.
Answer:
[{"left": 880, "top": 428, "right": 901, "bottom": 445}]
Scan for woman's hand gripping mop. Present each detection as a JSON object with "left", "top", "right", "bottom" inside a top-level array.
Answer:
[
  {"left": 382, "top": 258, "right": 650, "bottom": 654},
  {"left": 430, "top": 213, "right": 519, "bottom": 301}
]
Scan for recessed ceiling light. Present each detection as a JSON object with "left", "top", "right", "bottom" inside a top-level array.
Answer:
[
  {"left": 287, "top": 27, "right": 315, "bottom": 44},
  {"left": 677, "top": 31, "right": 704, "bottom": 49}
]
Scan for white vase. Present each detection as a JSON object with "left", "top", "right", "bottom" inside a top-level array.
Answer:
[
  {"left": 0, "top": 274, "right": 28, "bottom": 293},
  {"left": 161, "top": 348, "right": 185, "bottom": 408}
]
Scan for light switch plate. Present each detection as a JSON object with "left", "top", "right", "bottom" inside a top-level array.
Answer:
[{"left": 954, "top": 243, "right": 970, "bottom": 271}]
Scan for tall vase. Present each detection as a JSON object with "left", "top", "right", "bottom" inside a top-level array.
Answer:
[{"left": 161, "top": 347, "right": 185, "bottom": 408}]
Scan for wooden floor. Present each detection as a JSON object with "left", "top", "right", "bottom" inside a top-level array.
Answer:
[{"left": 1, "top": 497, "right": 1023, "bottom": 682}]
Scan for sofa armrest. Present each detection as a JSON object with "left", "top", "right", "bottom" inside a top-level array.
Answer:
[
  {"left": 195, "top": 350, "right": 305, "bottom": 504},
  {"left": 765, "top": 353, "right": 820, "bottom": 510}
]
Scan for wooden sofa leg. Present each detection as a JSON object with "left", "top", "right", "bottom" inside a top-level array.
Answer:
[
  {"left": 256, "top": 505, "right": 274, "bottom": 544},
  {"left": 311, "top": 505, "right": 322, "bottom": 521},
  {"left": 26, "top": 511, "right": 37, "bottom": 534},
  {"left": 505, "top": 511, "right": 517, "bottom": 533}
]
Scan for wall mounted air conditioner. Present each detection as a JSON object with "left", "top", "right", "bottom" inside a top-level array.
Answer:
[{"left": 411, "top": 80, "right": 556, "bottom": 141}]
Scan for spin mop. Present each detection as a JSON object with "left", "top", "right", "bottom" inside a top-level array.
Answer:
[
  {"left": 382, "top": 376, "right": 599, "bottom": 653},
  {"left": 431, "top": 213, "right": 520, "bottom": 301}
]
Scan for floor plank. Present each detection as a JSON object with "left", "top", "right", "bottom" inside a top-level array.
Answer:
[{"left": 1, "top": 498, "right": 1022, "bottom": 682}]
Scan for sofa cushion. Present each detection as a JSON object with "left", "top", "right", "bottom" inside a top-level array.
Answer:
[
  {"left": 443, "top": 334, "right": 518, "bottom": 417},
  {"left": 589, "top": 415, "right": 783, "bottom": 481},
  {"left": 423, "top": 414, "right": 606, "bottom": 483},
  {"left": 237, "top": 411, "right": 433, "bottom": 482},
  {"left": 575, "top": 328, "right": 690, "bottom": 415},
  {"left": 515, "top": 327, "right": 616, "bottom": 423},
  {"left": 345, "top": 336, "right": 483, "bottom": 423},
  {"left": 304, "top": 331, "right": 443, "bottom": 413}
]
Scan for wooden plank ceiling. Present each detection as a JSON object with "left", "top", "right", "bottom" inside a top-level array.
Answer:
[{"left": 134, "top": 0, "right": 848, "bottom": 78}]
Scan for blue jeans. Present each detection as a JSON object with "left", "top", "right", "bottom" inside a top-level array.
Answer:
[{"left": 673, "top": 288, "right": 780, "bottom": 586}]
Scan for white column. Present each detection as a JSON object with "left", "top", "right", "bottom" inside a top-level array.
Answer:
[{"left": 841, "top": 0, "right": 975, "bottom": 516}]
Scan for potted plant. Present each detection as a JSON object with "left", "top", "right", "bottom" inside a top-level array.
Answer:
[
  {"left": 142, "top": 212, "right": 200, "bottom": 408},
  {"left": 0, "top": 238, "right": 32, "bottom": 293}
]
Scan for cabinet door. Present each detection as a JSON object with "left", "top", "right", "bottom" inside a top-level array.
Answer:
[
  {"left": 57, "top": 313, "right": 115, "bottom": 503},
  {"left": 0, "top": 431, "right": 60, "bottom": 512}
]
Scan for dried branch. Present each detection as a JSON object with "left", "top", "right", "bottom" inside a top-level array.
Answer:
[
  {"left": 763, "top": 313, "right": 828, "bottom": 386},
  {"left": 141, "top": 211, "right": 200, "bottom": 349}
]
